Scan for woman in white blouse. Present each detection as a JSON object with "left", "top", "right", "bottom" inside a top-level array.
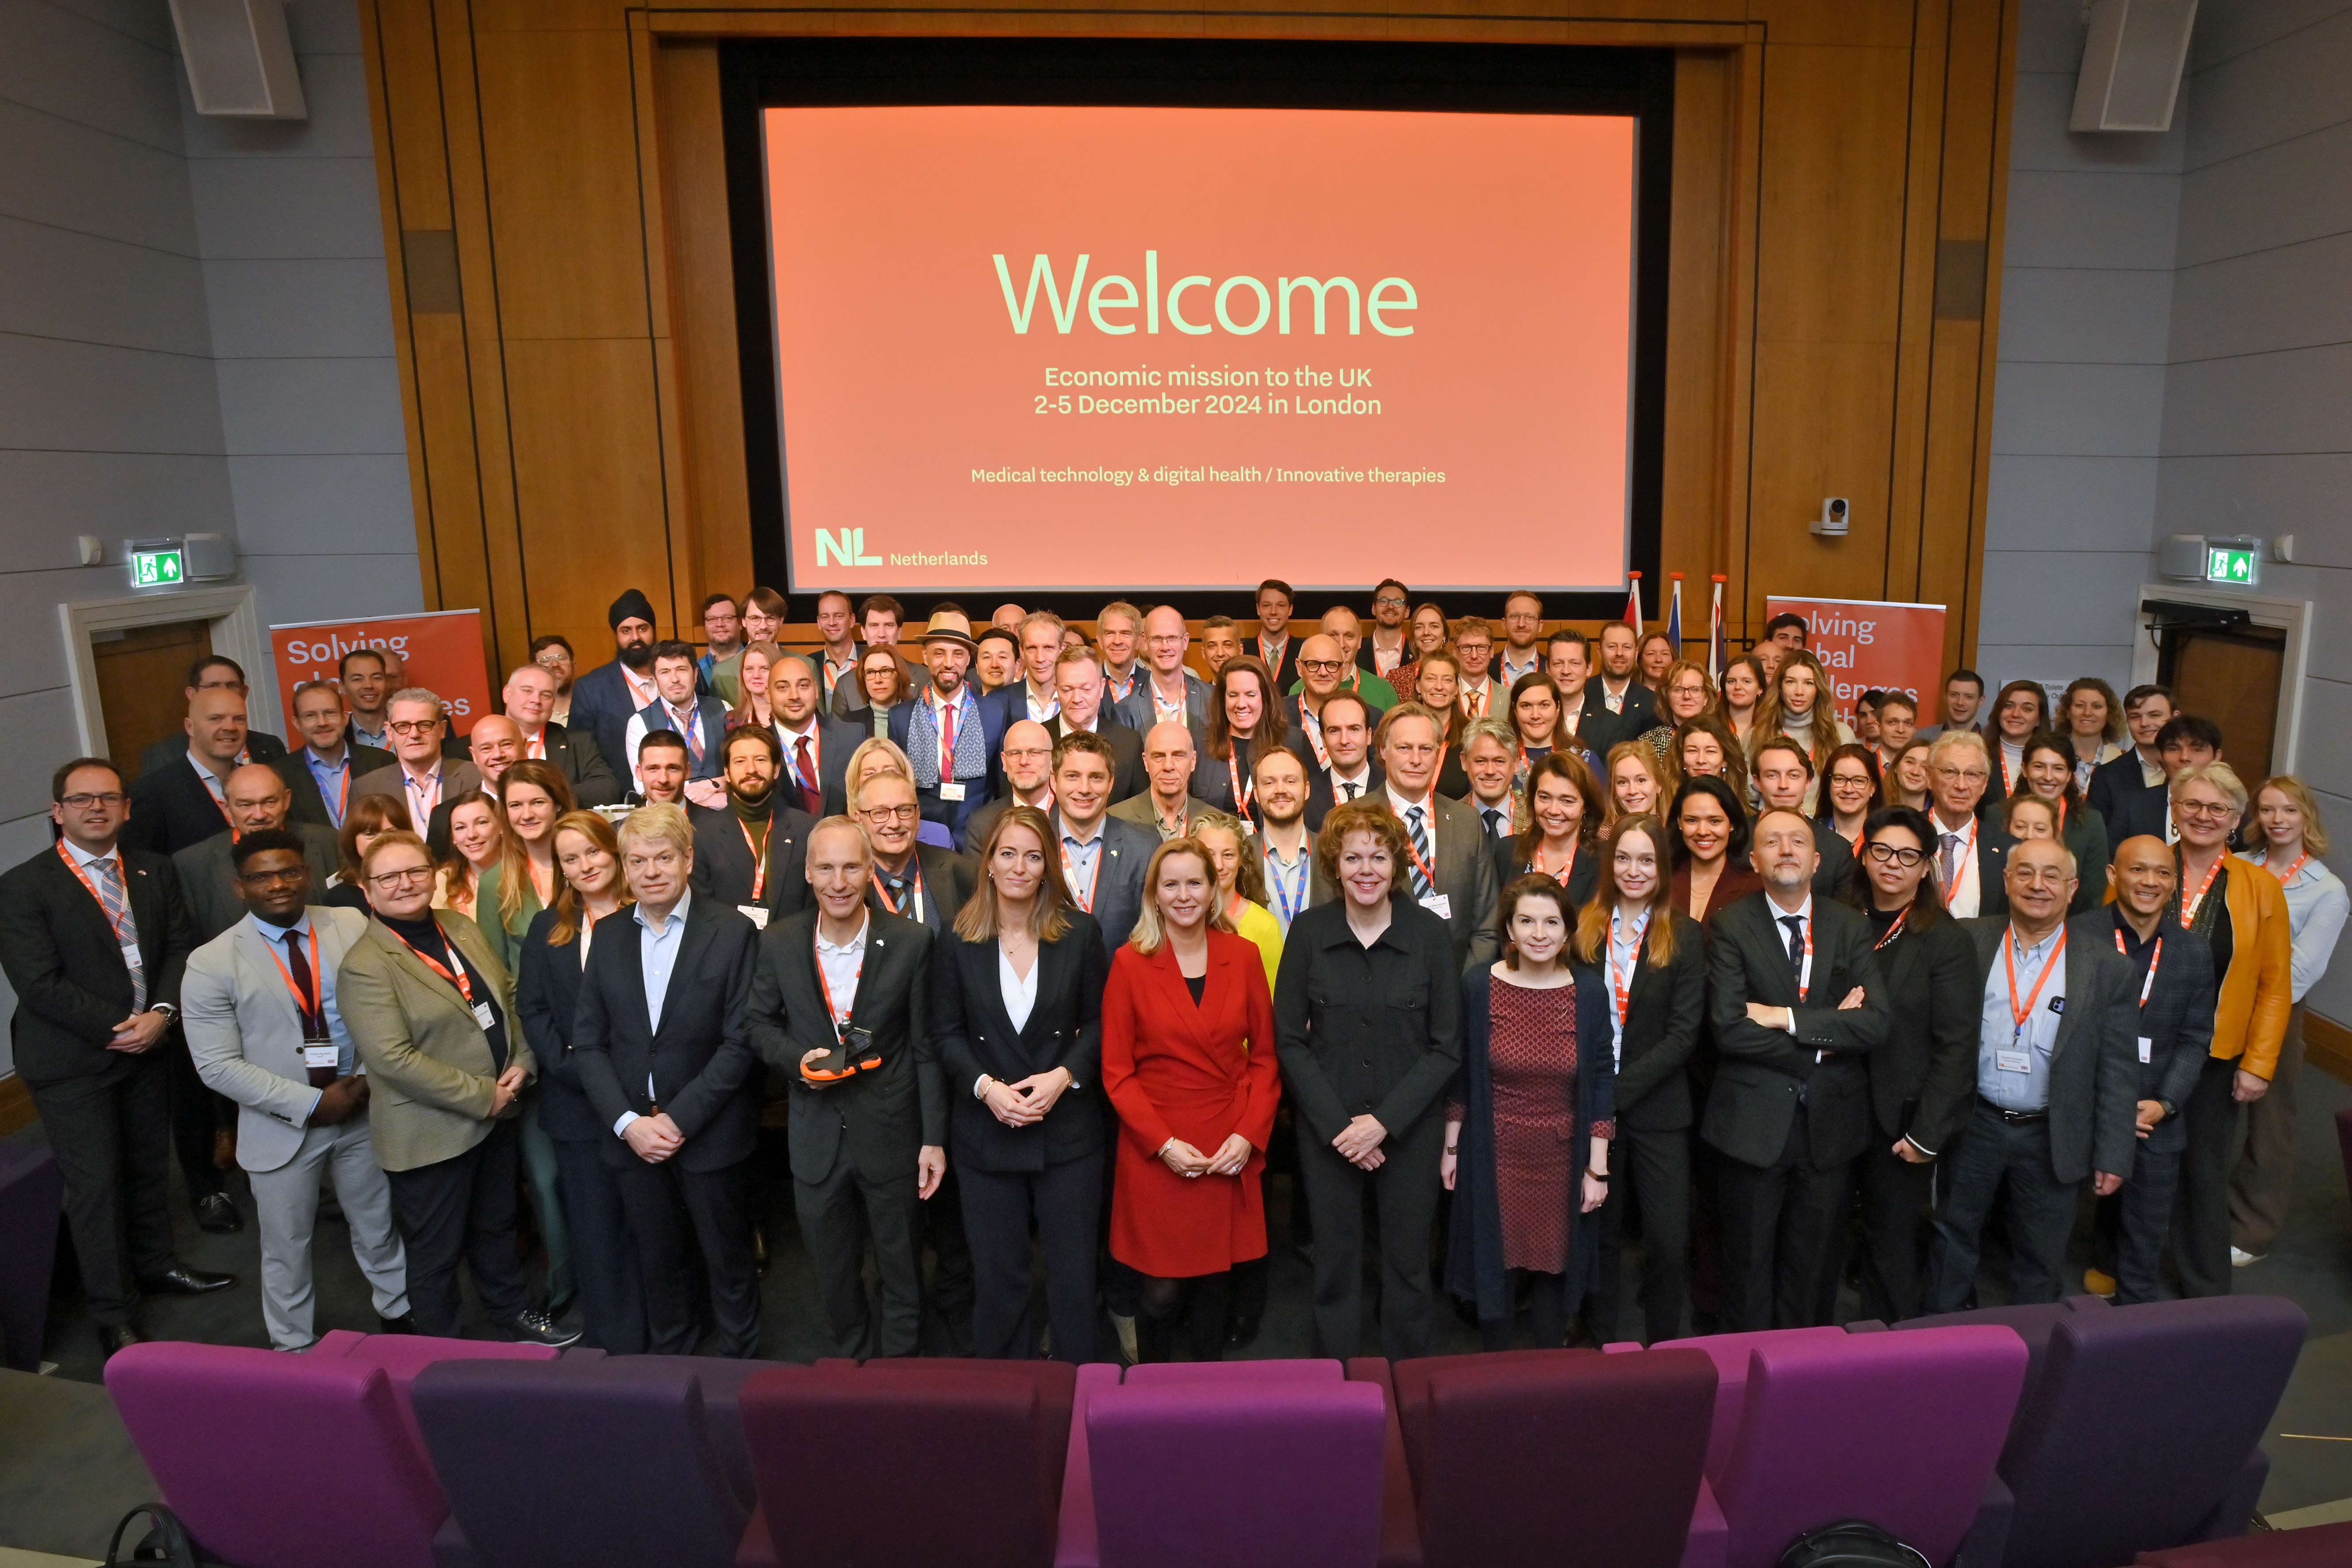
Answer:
[
  {"left": 928, "top": 803, "right": 1113, "bottom": 1362},
  {"left": 2233, "top": 776, "right": 2351, "bottom": 1262}
]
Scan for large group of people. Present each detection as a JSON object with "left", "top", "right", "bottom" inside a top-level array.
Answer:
[{"left": 4, "top": 576, "right": 2344, "bottom": 1368}]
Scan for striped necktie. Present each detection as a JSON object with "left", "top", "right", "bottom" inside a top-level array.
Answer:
[
  {"left": 89, "top": 856, "right": 147, "bottom": 1011},
  {"left": 1406, "top": 805, "right": 1436, "bottom": 898}
]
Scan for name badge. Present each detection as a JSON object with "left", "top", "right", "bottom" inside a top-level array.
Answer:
[
  {"left": 304, "top": 1044, "right": 339, "bottom": 1071},
  {"left": 739, "top": 905, "right": 770, "bottom": 930},
  {"left": 1420, "top": 894, "right": 1452, "bottom": 920},
  {"left": 1996, "top": 1049, "right": 2032, "bottom": 1074},
  {"left": 471, "top": 1000, "right": 496, "bottom": 1031},
  {"left": 121, "top": 940, "right": 143, "bottom": 967},
  {"left": 938, "top": 781, "right": 966, "bottom": 802},
  {"left": 2138, "top": 1036, "right": 2153, "bottom": 1065}
]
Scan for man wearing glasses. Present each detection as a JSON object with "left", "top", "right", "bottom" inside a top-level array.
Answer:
[
  {"left": 1114, "top": 605, "right": 1210, "bottom": 736},
  {"left": 959, "top": 720, "right": 1059, "bottom": 855},
  {"left": 858, "top": 771, "right": 975, "bottom": 936},
  {"left": 1924, "top": 731, "right": 2013, "bottom": 920},
  {"left": 354, "top": 689, "right": 482, "bottom": 829},
  {"left": 1361, "top": 580, "right": 1413, "bottom": 678},
  {"left": 0, "top": 759, "right": 235, "bottom": 1360},
  {"left": 181, "top": 829, "right": 413, "bottom": 1349},
  {"left": 1297, "top": 608, "right": 1396, "bottom": 712}
]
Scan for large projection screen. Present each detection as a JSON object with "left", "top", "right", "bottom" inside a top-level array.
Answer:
[{"left": 762, "top": 104, "right": 1636, "bottom": 594}]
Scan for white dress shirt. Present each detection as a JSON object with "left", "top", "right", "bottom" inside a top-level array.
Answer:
[{"left": 614, "top": 890, "right": 693, "bottom": 1135}]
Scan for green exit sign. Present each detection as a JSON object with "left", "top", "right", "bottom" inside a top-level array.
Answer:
[
  {"left": 130, "top": 547, "right": 185, "bottom": 587},
  {"left": 2206, "top": 545, "right": 2258, "bottom": 585}
]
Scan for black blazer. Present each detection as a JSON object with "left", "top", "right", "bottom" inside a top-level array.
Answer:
[
  {"left": 1701, "top": 891, "right": 1892, "bottom": 1170},
  {"left": 1048, "top": 717, "right": 1145, "bottom": 805},
  {"left": 125, "top": 747, "right": 285, "bottom": 856},
  {"left": 686, "top": 801, "right": 814, "bottom": 921},
  {"left": 1855, "top": 907, "right": 1980, "bottom": 1155},
  {"left": 865, "top": 844, "right": 978, "bottom": 938},
  {"left": 2104, "top": 907, "right": 2217, "bottom": 1157},
  {"left": 275, "top": 743, "right": 395, "bottom": 830},
  {"left": 1303, "top": 758, "right": 1386, "bottom": 833},
  {"left": 1959, "top": 912, "right": 2143, "bottom": 1183},
  {"left": 1586, "top": 678, "right": 1659, "bottom": 741},
  {"left": 761, "top": 714, "right": 866, "bottom": 821},
  {"left": 2087, "top": 751, "right": 2162, "bottom": 838},
  {"left": 570, "top": 896, "right": 763, "bottom": 1171},
  {"left": 534, "top": 721, "right": 621, "bottom": 808},
  {"left": 1250, "top": 632, "right": 1301, "bottom": 696},
  {"left": 1809, "top": 821, "right": 1858, "bottom": 901},
  {"left": 514, "top": 906, "right": 609, "bottom": 1144},
  {"left": 930, "top": 915, "right": 1111, "bottom": 1171},
  {"left": 1578, "top": 909, "right": 1708, "bottom": 1131},
  {"left": 634, "top": 695, "right": 731, "bottom": 782},
  {"left": 1493, "top": 836, "right": 1603, "bottom": 913},
  {"left": 1563, "top": 687, "right": 1630, "bottom": 759},
  {"left": 1273, "top": 895, "right": 1463, "bottom": 1145},
  {"left": 747, "top": 908, "right": 944, "bottom": 1186},
  {"left": 1054, "top": 813, "right": 1159, "bottom": 956},
  {"left": 138, "top": 728, "right": 289, "bottom": 780},
  {"left": 0, "top": 842, "right": 194, "bottom": 1084}
]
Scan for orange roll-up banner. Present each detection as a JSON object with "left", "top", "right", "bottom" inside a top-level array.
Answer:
[
  {"left": 1763, "top": 597, "right": 1948, "bottom": 728},
  {"left": 271, "top": 609, "right": 494, "bottom": 738}
]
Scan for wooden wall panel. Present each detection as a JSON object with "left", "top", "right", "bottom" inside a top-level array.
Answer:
[{"left": 359, "top": 0, "right": 2025, "bottom": 677}]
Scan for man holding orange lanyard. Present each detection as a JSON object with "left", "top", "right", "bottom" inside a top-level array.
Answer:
[
  {"left": 1925, "top": 836, "right": 2140, "bottom": 1311},
  {"left": 182, "top": 828, "right": 413, "bottom": 1350}
]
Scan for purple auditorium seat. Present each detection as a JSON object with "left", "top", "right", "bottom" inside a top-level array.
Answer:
[
  {"left": 624, "top": 1354, "right": 796, "bottom": 1506},
  {"left": 1894, "top": 1296, "right": 2110, "bottom": 1432},
  {"left": 1651, "top": 1327, "right": 1848, "bottom": 1480},
  {"left": 1124, "top": 1356, "right": 1342, "bottom": 1387},
  {"left": 0, "top": 1140, "right": 63, "bottom": 1371},
  {"left": 2137, "top": 1520, "right": 2352, "bottom": 1566},
  {"left": 411, "top": 1356, "right": 745, "bottom": 1568},
  {"left": 1055, "top": 1362, "right": 1125, "bottom": 1568},
  {"left": 1389, "top": 1349, "right": 1598, "bottom": 1488},
  {"left": 1344, "top": 1360, "right": 1427, "bottom": 1568},
  {"left": 738, "top": 1359, "right": 1073, "bottom": 1568},
  {"left": 1982, "top": 1296, "right": 2307, "bottom": 1568},
  {"left": 1087, "top": 1378, "right": 1388, "bottom": 1568},
  {"left": 1708, "top": 1325, "right": 2026, "bottom": 1568},
  {"left": 1391, "top": 1346, "right": 1716, "bottom": 1568},
  {"left": 106, "top": 1341, "right": 446, "bottom": 1568},
  {"left": 313, "top": 1329, "right": 564, "bottom": 1459}
]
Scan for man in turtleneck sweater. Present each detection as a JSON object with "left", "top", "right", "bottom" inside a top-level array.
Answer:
[{"left": 686, "top": 726, "right": 812, "bottom": 928}]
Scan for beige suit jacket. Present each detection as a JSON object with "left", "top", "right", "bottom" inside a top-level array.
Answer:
[{"left": 335, "top": 909, "right": 532, "bottom": 1172}]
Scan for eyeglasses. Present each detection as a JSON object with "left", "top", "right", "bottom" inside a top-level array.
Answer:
[
  {"left": 2177, "top": 800, "right": 2237, "bottom": 821},
  {"left": 1864, "top": 843, "right": 1926, "bottom": 867},
  {"left": 1299, "top": 659, "right": 1346, "bottom": 675},
  {"left": 237, "top": 866, "right": 308, "bottom": 885},
  {"left": 1933, "top": 765, "right": 1990, "bottom": 783},
  {"left": 59, "top": 792, "right": 128, "bottom": 809},
  {"left": 1372, "top": 596, "right": 1407, "bottom": 608},
  {"left": 368, "top": 866, "right": 433, "bottom": 888},
  {"left": 387, "top": 719, "right": 442, "bottom": 736},
  {"left": 860, "top": 804, "right": 920, "bottom": 822}
]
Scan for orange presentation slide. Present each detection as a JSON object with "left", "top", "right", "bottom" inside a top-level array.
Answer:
[{"left": 765, "top": 104, "right": 1636, "bottom": 593}]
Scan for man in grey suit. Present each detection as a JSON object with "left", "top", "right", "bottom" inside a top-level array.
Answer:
[
  {"left": 503, "top": 661, "right": 620, "bottom": 807},
  {"left": 351, "top": 689, "right": 484, "bottom": 831},
  {"left": 1925, "top": 836, "right": 2141, "bottom": 1311},
  {"left": 1372, "top": 703, "right": 1498, "bottom": 971},
  {"left": 182, "top": 830, "right": 412, "bottom": 1349},
  {"left": 1114, "top": 605, "right": 1211, "bottom": 737},
  {"left": 173, "top": 764, "right": 340, "bottom": 943},
  {"left": 1050, "top": 731, "right": 1156, "bottom": 956}
]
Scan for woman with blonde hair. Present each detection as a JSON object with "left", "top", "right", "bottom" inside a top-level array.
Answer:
[
  {"left": 1752, "top": 648, "right": 1853, "bottom": 790},
  {"left": 1604, "top": 741, "right": 1671, "bottom": 832},
  {"left": 1101, "top": 836, "right": 1278, "bottom": 1360},
  {"left": 932, "top": 803, "right": 1110, "bottom": 1361},
  {"left": 2233, "top": 775, "right": 2351, "bottom": 1264},
  {"left": 724, "top": 640, "right": 784, "bottom": 733},
  {"left": 1192, "top": 810, "right": 1283, "bottom": 993}
]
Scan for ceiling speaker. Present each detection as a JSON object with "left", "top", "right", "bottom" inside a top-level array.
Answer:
[
  {"left": 169, "top": 0, "right": 307, "bottom": 119},
  {"left": 2071, "top": 0, "right": 2197, "bottom": 132}
]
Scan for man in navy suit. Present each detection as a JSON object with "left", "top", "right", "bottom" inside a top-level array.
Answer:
[
  {"left": 623, "top": 642, "right": 729, "bottom": 792},
  {"left": 1049, "top": 731, "right": 1155, "bottom": 956},
  {"left": 566, "top": 589, "right": 664, "bottom": 783},
  {"left": 889, "top": 610, "right": 1005, "bottom": 843}
]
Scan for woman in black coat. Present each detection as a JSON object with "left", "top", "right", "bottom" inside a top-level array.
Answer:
[
  {"left": 1835, "top": 804, "right": 1980, "bottom": 1323},
  {"left": 514, "top": 809, "right": 647, "bottom": 1353},
  {"left": 931, "top": 803, "right": 1111, "bottom": 1363},
  {"left": 1493, "top": 750, "right": 1605, "bottom": 910},
  {"left": 1571, "top": 813, "right": 1706, "bottom": 1345}
]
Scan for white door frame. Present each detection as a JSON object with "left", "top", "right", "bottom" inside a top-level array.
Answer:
[
  {"left": 2130, "top": 583, "right": 2312, "bottom": 774},
  {"left": 59, "top": 584, "right": 270, "bottom": 756}
]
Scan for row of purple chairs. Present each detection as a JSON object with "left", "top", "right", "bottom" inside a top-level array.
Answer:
[{"left": 101, "top": 1294, "right": 2306, "bottom": 1568}]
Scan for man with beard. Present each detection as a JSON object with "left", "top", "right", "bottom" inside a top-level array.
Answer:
[
  {"left": 567, "top": 589, "right": 665, "bottom": 786},
  {"left": 888, "top": 610, "right": 1005, "bottom": 842},
  {"left": 688, "top": 727, "right": 812, "bottom": 928}
]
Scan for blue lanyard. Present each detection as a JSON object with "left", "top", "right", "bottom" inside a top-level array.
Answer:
[{"left": 1266, "top": 848, "right": 1309, "bottom": 927}]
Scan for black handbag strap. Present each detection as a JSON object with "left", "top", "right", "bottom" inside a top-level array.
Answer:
[{"left": 105, "top": 1504, "right": 199, "bottom": 1568}]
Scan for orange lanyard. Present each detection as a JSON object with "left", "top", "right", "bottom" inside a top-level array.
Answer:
[
  {"left": 527, "top": 856, "right": 555, "bottom": 906},
  {"left": 1226, "top": 751, "right": 1255, "bottom": 827},
  {"left": 2115, "top": 928, "right": 2161, "bottom": 1007},
  {"left": 1397, "top": 794, "right": 1440, "bottom": 891},
  {"left": 2181, "top": 856, "right": 2224, "bottom": 928},
  {"left": 1531, "top": 837, "right": 1575, "bottom": 889},
  {"left": 1872, "top": 906, "right": 1909, "bottom": 951},
  {"left": 57, "top": 841, "right": 134, "bottom": 944},
  {"left": 814, "top": 934, "right": 861, "bottom": 1034},
  {"left": 2003, "top": 927, "right": 2067, "bottom": 1041},
  {"left": 1609, "top": 908, "right": 1650, "bottom": 1030},
  {"left": 1061, "top": 837, "right": 1103, "bottom": 913},
  {"left": 740, "top": 818, "right": 769, "bottom": 901},
  {"left": 2268, "top": 851, "right": 2310, "bottom": 887},
  {"left": 871, "top": 860, "right": 924, "bottom": 922},
  {"left": 260, "top": 921, "right": 326, "bottom": 1036},
  {"left": 1938, "top": 817, "right": 1979, "bottom": 907},
  {"left": 1299, "top": 708, "right": 1330, "bottom": 770},
  {"left": 393, "top": 927, "right": 477, "bottom": 1007}
]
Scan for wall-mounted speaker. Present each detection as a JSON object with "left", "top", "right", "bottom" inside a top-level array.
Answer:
[
  {"left": 169, "top": 0, "right": 307, "bottom": 119},
  {"left": 182, "top": 533, "right": 239, "bottom": 581},
  {"left": 2071, "top": 0, "right": 2197, "bottom": 132}
]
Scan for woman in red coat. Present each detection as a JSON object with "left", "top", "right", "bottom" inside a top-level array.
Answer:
[{"left": 1101, "top": 836, "right": 1281, "bottom": 1362}]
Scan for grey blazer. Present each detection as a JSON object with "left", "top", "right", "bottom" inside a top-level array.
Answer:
[
  {"left": 182, "top": 905, "right": 373, "bottom": 1173},
  {"left": 1113, "top": 670, "right": 1212, "bottom": 734}
]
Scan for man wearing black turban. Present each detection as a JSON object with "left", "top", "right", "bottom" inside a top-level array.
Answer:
[{"left": 567, "top": 589, "right": 663, "bottom": 788}]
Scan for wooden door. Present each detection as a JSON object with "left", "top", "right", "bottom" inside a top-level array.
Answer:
[
  {"left": 2164, "top": 625, "right": 2284, "bottom": 782},
  {"left": 94, "top": 620, "right": 212, "bottom": 780}
]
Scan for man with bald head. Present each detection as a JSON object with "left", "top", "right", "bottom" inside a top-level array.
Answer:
[
  {"left": 2088, "top": 835, "right": 2218, "bottom": 1303},
  {"left": 1290, "top": 610, "right": 1395, "bottom": 712},
  {"left": 173, "top": 764, "right": 340, "bottom": 944},
  {"left": 1110, "top": 721, "right": 1215, "bottom": 840},
  {"left": 769, "top": 652, "right": 864, "bottom": 819},
  {"left": 1924, "top": 835, "right": 2141, "bottom": 1311},
  {"left": 502, "top": 661, "right": 618, "bottom": 805},
  {"left": 127, "top": 682, "right": 286, "bottom": 855},
  {"left": 1115, "top": 605, "right": 1210, "bottom": 734},
  {"left": 1703, "top": 806, "right": 1890, "bottom": 1329},
  {"left": 958, "top": 719, "right": 1058, "bottom": 855}
]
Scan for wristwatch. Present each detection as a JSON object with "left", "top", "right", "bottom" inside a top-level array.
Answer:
[
  {"left": 2156, "top": 1098, "right": 2178, "bottom": 1120},
  {"left": 149, "top": 1002, "right": 178, "bottom": 1021}
]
